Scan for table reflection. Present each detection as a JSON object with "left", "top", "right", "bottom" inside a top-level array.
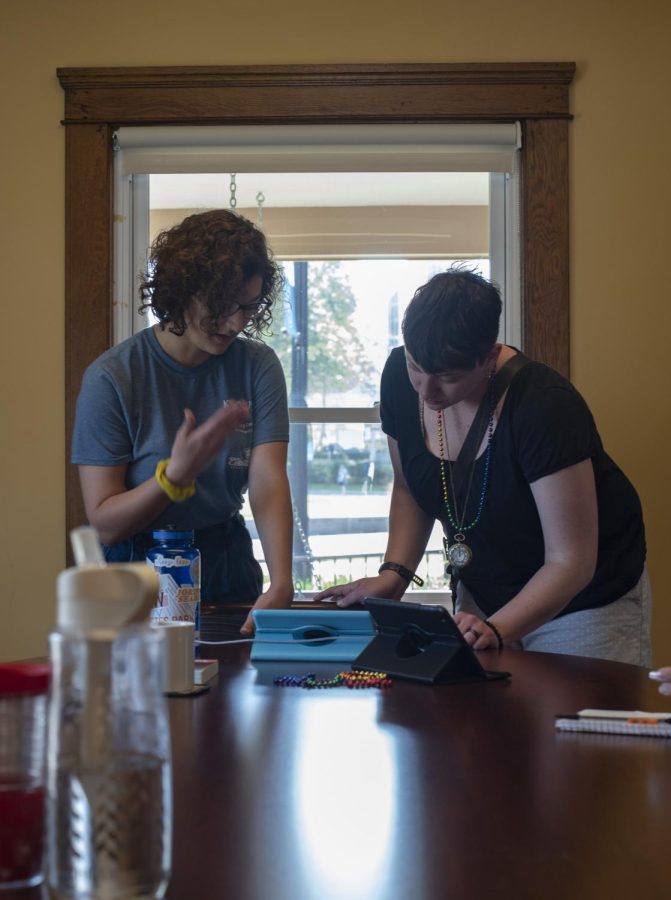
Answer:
[{"left": 292, "top": 697, "right": 396, "bottom": 899}]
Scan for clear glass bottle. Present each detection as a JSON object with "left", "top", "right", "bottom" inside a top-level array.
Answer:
[
  {"left": 0, "top": 662, "right": 50, "bottom": 890},
  {"left": 47, "top": 625, "right": 172, "bottom": 900},
  {"left": 146, "top": 528, "right": 201, "bottom": 649}
]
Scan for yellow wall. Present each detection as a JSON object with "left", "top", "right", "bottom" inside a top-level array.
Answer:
[{"left": 1, "top": 0, "right": 670, "bottom": 662}]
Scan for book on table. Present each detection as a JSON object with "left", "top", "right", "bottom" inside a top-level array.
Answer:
[
  {"left": 555, "top": 709, "right": 671, "bottom": 737},
  {"left": 194, "top": 659, "right": 219, "bottom": 684}
]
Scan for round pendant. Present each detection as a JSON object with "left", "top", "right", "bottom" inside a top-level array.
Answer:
[{"left": 446, "top": 540, "right": 473, "bottom": 569}]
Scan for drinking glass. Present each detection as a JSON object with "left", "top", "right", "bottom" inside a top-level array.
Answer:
[{"left": 0, "top": 662, "right": 50, "bottom": 890}]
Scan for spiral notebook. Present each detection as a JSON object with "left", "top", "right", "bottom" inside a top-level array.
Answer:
[{"left": 555, "top": 709, "right": 671, "bottom": 738}]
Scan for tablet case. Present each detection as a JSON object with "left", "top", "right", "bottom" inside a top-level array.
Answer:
[
  {"left": 251, "top": 609, "right": 375, "bottom": 662},
  {"left": 354, "top": 597, "right": 510, "bottom": 684}
]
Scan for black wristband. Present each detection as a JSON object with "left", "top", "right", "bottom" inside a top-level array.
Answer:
[
  {"left": 378, "top": 562, "right": 424, "bottom": 587},
  {"left": 483, "top": 619, "right": 504, "bottom": 652}
]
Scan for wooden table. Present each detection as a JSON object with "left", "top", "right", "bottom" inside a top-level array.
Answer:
[
  {"left": 10, "top": 616, "right": 670, "bottom": 900},
  {"left": 165, "top": 638, "right": 671, "bottom": 900}
]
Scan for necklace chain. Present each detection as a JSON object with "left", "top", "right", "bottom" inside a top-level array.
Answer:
[{"left": 420, "top": 374, "right": 496, "bottom": 535}]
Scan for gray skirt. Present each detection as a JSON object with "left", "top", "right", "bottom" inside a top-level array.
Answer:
[{"left": 455, "top": 567, "right": 652, "bottom": 666}]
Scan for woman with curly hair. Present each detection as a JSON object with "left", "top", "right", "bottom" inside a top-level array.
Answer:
[{"left": 71, "top": 209, "right": 293, "bottom": 634}]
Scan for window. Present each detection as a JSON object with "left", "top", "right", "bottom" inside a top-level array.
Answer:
[
  {"left": 112, "top": 124, "right": 522, "bottom": 594},
  {"left": 59, "top": 63, "right": 574, "bottom": 566}
]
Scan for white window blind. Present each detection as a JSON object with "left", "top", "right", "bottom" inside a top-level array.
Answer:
[
  {"left": 116, "top": 123, "right": 521, "bottom": 175},
  {"left": 113, "top": 123, "right": 521, "bottom": 344}
]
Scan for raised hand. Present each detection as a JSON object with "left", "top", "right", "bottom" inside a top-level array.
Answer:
[{"left": 166, "top": 400, "right": 250, "bottom": 486}]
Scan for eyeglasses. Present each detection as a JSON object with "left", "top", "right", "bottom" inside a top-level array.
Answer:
[{"left": 224, "top": 300, "right": 264, "bottom": 318}]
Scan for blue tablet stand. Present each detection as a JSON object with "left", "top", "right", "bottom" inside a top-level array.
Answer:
[{"left": 251, "top": 609, "right": 375, "bottom": 662}]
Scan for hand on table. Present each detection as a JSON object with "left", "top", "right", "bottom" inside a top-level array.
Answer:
[
  {"left": 313, "top": 572, "right": 403, "bottom": 608},
  {"left": 453, "top": 611, "right": 503, "bottom": 651},
  {"left": 166, "top": 400, "right": 250, "bottom": 486},
  {"left": 241, "top": 584, "right": 295, "bottom": 636},
  {"left": 649, "top": 667, "right": 671, "bottom": 696}
]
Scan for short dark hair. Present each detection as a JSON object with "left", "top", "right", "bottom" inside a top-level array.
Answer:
[
  {"left": 139, "top": 209, "right": 284, "bottom": 338},
  {"left": 402, "top": 267, "right": 502, "bottom": 372}
]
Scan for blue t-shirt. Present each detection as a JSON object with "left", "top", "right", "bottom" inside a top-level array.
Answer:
[{"left": 71, "top": 327, "right": 289, "bottom": 532}]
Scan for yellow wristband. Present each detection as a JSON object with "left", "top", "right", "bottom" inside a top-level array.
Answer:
[{"left": 154, "top": 459, "right": 196, "bottom": 503}]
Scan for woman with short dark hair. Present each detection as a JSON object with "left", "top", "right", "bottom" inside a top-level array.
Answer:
[{"left": 316, "top": 269, "right": 650, "bottom": 664}]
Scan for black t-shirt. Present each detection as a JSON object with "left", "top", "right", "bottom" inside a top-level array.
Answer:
[{"left": 380, "top": 346, "right": 646, "bottom": 618}]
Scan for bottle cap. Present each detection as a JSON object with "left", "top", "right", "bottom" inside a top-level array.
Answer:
[
  {"left": 152, "top": 529, "right": 194, "bottom": 541},
  {"left": 56, "top": 564, "right": 159, "bottom": 634},
  {"left": 57, "top": 527, "right": 159, "bottom": 635},
  {"left": 0, "top": 662, "right": 51, "bottom": 696}
]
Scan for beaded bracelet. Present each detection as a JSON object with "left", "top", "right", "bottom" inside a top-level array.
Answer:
[
  {"left": 155, "top": 458, "right": 196, "bottom": 503},
  {"left": 482, "top": 619, "right": 504, "bottom": 652}
]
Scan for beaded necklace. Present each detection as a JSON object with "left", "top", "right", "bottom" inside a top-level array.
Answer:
[
  {"left": 273, "top": 669, "right": 392, "bottom": 690},
  {"left": 419, "top": 371, "right": 496, "bottom": 572}
]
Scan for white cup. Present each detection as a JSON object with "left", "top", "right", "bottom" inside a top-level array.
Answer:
[{"left": 152, "top": 621, "right": 195, "bottom": 693}]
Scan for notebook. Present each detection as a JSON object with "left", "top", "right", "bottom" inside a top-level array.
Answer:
[{"left": 555, "top": 709, "right": 671, "bottom": 738}]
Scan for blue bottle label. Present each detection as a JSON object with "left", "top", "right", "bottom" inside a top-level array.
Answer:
[{"left": 147, "top": 550, "right": 201, "bottom": 639}]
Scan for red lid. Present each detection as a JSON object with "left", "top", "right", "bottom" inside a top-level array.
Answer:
[{"left": 0, "top": 663, "right": 51, "bottom": 696}]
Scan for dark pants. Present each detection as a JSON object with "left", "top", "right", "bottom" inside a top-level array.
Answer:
[{"left": 103, "top": 514, "right": 263, "bottom": 604}]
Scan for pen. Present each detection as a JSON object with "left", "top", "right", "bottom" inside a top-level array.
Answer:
[{"left": 556, "top": 714, "right": 671, "bottom": 723}]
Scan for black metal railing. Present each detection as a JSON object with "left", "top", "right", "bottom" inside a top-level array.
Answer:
[{"left": 283, "top": 548, "right": 447, "bottom": 593}]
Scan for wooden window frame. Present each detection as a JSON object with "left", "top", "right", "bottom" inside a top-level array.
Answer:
[{"left": 58, "top": 62, "right": 575, "bottom": 543}]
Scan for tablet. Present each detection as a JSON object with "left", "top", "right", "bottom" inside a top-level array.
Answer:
[
  {"left": 353, "top": 597, "right": 510, "bottom": 684},
  {"left": 251, "top": 608, "right": 375, "bottom": 662}
]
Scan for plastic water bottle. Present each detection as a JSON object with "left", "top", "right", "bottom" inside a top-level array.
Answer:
[
  {"left": 146, "top": 529, "right": 201, "bottom": 649},
  {"left": 48, "top": 626, "right": 171, "bottom": 900},
  {"left": 47, "top": 533, "right": 172, "bottom": 899}
]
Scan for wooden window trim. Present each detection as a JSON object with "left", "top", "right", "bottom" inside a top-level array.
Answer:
[{"left": 58, "top": 62, "right": 575, "bottom": 543}]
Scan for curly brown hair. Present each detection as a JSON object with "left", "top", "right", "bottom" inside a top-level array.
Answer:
[{"left": 139, "top": 209, "right": 284, "bottom": 338}]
